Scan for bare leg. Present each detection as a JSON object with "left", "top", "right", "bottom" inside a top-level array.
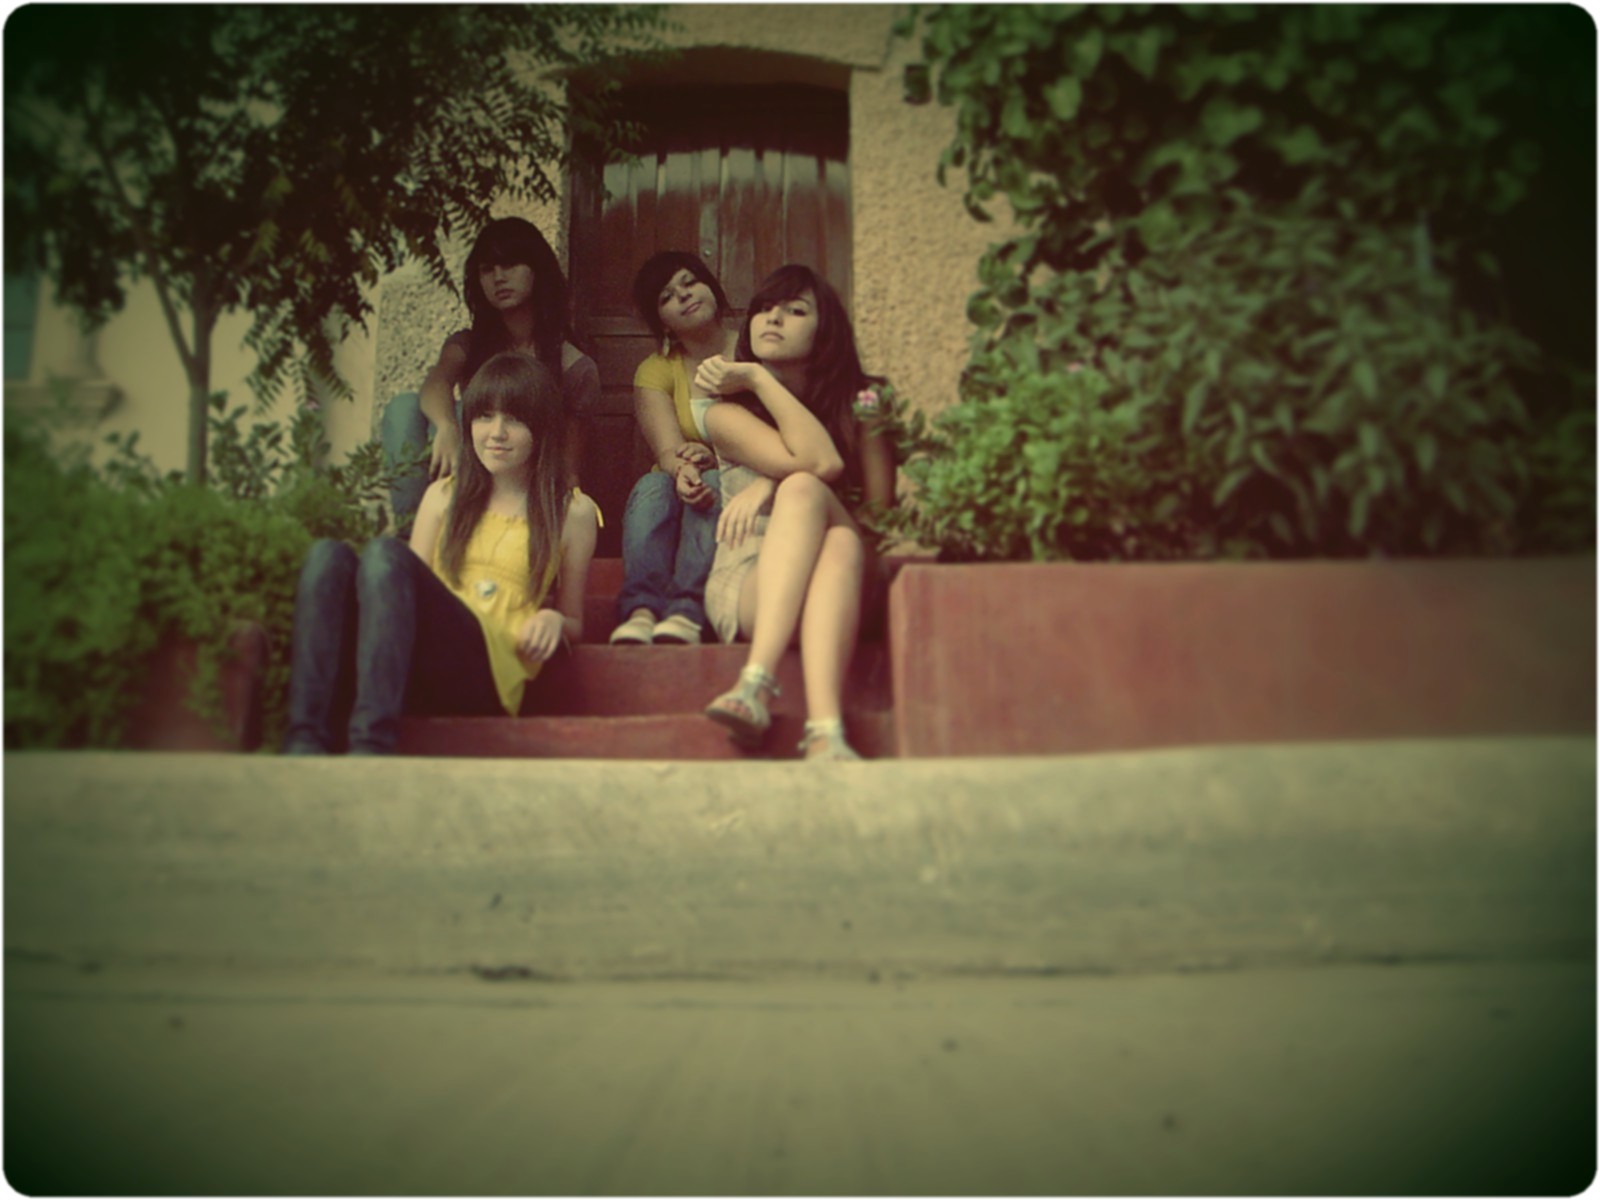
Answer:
[
  {"left": 742, "top": 472, "right": 834, "bottom": 675},
  {"left": 707, "top": 473, "right": 853, "bottom": 746},
  {"left": 798, "top": 523, "right": 865, "bottom": 724}
]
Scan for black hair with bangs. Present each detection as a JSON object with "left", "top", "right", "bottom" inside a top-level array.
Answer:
[
  {"left": 461, "top": 217, "right": 568, "bottom": 382},
  {"left": 631, "top": 250, "right": 732, "bottom": 341}
]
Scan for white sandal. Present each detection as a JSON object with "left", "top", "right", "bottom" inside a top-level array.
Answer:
[
  {"left": 705, "top": 664, "right": 780, "bottom": 747},
  {"left": 798, "top": 718, "right": 861, "bottom": 761}
]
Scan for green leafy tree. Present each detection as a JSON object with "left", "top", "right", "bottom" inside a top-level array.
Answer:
[
  {"left": 888, "top": 4, "right": 1593, "bottom": 560},
  {"left": 5, "top": 4, "right": 663, "bottom": 482}
]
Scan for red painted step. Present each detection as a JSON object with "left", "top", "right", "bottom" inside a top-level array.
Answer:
[
  {"left": 398, "top": 557, "right": 901, "bottom": 759},
  {"left": 576, "top": 556, "right": 922, "bottom": 645},
  {"left": 395, "top": 710, "right": 897, "bottom": 760},
  {"left": 519, "top": 643, "right": 892, "bottom": 717}
]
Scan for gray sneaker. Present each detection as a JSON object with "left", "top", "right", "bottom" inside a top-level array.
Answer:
[
  {"left": 609, "top": 610, "right": 656, "bottom": 645},
  {"left": 652, "top": 613, "right": 703, "bottom": 645}
]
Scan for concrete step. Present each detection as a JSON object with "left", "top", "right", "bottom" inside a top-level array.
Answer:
[
  {"left": 7, "top": 738, "right": 1592, "bottom": 978},
  {"left": 396, "top": 709, "right": 897, "bottom": 759},
  {"left": 520, "top": 641, "right": 892, "bottom": 717}
]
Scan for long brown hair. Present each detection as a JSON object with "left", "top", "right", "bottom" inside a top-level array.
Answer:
[
  {"left": 438, "top": 352, "right": 568, "bottom": 589},
  {"left": 734, "top": 263, "right": 882, "bottom": 493}
]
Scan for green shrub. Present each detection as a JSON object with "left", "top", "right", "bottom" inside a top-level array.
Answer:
[
  {"left": 887, "top": 5, "right": 1594, "bottom": 561},
  {"left": 4, "top": 422, "right": 156, "bottom": 746},
  {"left": 4, "top": 398, "right": 422, "bottom": 749}
]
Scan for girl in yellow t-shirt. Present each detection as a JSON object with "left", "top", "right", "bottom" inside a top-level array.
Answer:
[
  {"left": 283, "top": 352, "right": 598, "bottom": 754},
  {"left": 609, "top": 251, "right": 737, "bottom": 647}
]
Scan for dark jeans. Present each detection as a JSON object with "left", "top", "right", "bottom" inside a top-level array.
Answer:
[
  {"left": 282, "top": 537, "right": 502, "bottom": 755},
  {"left": 381, "top": 392, "right": 431, "bottom": 535},
  {"left": 616, "top": 468, "right": 722, "bottom": 626}
]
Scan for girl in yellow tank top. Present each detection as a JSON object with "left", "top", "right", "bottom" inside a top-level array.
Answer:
[{"left": 283, "top": 352, "right": 598, "bottom": 755}]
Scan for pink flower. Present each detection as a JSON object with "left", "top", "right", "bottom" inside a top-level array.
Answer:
[
  {"left": 305, "top": 399, "right": 322, "bottom": 412},
  {"left": 853, "top": 388, "right": 880, "bottom": 412}
]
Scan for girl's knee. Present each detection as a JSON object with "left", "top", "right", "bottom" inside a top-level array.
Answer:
[
  {"left": 303, "top": 538, "right": 357, "bottom": 578},
  {"left": 627, "top": 468, "right": 677, "bottom": 511},
  {"left": 775, "top": 471, "right": 830, "bottom": 511},
  {"left": 357, "top": 536, "right": 413, "bottom": 584},
  {"left": 820, "top": 524, "right": 865, "bottom": 571},
  {"left": 620, "top": 470, "right": 678, "bottom": 524}
]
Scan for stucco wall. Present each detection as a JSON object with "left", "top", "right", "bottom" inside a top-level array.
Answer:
[{"left": 848, "top": 15, "right": 1000, "bottom": 418}]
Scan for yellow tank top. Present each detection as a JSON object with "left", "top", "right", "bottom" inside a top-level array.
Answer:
[{"left": 430, "top": 486, "right": 562, "bottom": 715}]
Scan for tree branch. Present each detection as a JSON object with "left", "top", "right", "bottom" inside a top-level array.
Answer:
[{"left": 81, "top": 93, "right": 197, "bottom": 378}]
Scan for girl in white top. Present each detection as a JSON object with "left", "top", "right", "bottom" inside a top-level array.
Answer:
[{"left": 694, "top": 265, "right": 897, "bottom": 760}]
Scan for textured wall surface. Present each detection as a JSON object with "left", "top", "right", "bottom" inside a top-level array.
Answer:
[
  {"left": 660, "top": 3, "right": 894, "bottom": 67},
  {"left": 849, "top": 20, "right": 1007, "bottom": 418}
]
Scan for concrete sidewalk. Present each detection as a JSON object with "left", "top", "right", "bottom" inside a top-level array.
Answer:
[{"left": 4, "top": 739, "right": 1595, "bottom": 1193}]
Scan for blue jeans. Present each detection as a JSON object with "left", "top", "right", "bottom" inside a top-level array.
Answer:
[
  {"left": 616, "top": 469, "right": 721, "bottom": 627},
  {"left": 282, "top": 538, "right": 502, "bottom": 755},
  {"left": 381, "top": 392, "right": 431, "bottom": 533}
]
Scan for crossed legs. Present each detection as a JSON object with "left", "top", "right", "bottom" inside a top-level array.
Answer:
[{"left": 707, "top": 472, "right": 866, "bottom": 755}]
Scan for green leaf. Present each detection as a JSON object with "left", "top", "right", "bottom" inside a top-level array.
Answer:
[
  {"left": 1071, "top": 27, "right": 1105, "bottom": 78},
  {"left": 1214, "top": 465, "right": 1252, "bottom": 505},
  {"left": 1415, "top": 433, "right": 1438, "bottom": 475},
  {"left": 1351, "top": 360, "right": 1379, "bottom": 401},
  {"left": 1348, "top": 489, "right": 1371, "bottom": 538},
  {"left": 1275, "top": 124, "right": 1325, "bottom": 164},
  {"left": 1200, "top": 97, "right": 1265, "bottom": 148},
  {"left": 1002, "top": 94, "right": 1032, "bottom": 138},
  {"left": 1119, "top": 26, "right": 1162, "bottom": 78},
  {"left": 1250, "top": 442, "right": 1281, "bottom": 478},
  {"left": 1045, "top": 76, "right": 1083, "bottom": 121},
  {"left": 1358, "top": 422, "right": 1381, "bottom": 460}
]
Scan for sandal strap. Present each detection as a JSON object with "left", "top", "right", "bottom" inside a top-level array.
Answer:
[
  {"left": 799, "top": 719, "right": 858, "bottom": 758},
  {"left": 739, "top": 664, "right": 781, "bottom": 698}
]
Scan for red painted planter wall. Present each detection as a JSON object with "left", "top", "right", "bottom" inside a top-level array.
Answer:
[
  {"left": 888, "top": 558, "right": 1596, "bottom": 758},
  {"left": 124, "top": 623, "right": 270, "bottom": 752}
]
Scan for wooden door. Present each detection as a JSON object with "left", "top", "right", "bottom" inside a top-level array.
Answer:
[{"left": 570, "top": 84, "right": 851, "bottom": 556}]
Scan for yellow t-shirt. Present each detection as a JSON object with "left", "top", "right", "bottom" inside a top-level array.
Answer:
[
  {"left": 429, "top": 484, "right": 562, "bottom": 716},
  {"left": 633, "top": 351, "right": 711, "bottom": 467}
]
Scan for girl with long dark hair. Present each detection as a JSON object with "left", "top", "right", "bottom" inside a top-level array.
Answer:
[
  {"left": 692, "top": 264, "right": 897, "bottom": 760},
  {"left": 285, "top": 353, "right": 598, "bottom": 754},
  {"left": 383, "top": 217, "right": 600, "bottom": 522}
]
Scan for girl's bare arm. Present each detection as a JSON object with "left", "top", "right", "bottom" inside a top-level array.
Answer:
[
  {"left": 408, "top": 478, "right": 452, "bottom": 564},
  {"left": 699, "top": 359, "right": 844, "bottom": 482},
  {"left": 419, "top": 339, "right": 469, "bottom": 478}
]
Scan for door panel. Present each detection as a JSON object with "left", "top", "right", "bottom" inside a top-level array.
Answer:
[{"left": 571, "top": 84, "right": 850, "bottom": 556}]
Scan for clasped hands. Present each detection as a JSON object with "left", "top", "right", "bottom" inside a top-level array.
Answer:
[{"left": 672, "top": 441, "right": 717, "bottom": 510}]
